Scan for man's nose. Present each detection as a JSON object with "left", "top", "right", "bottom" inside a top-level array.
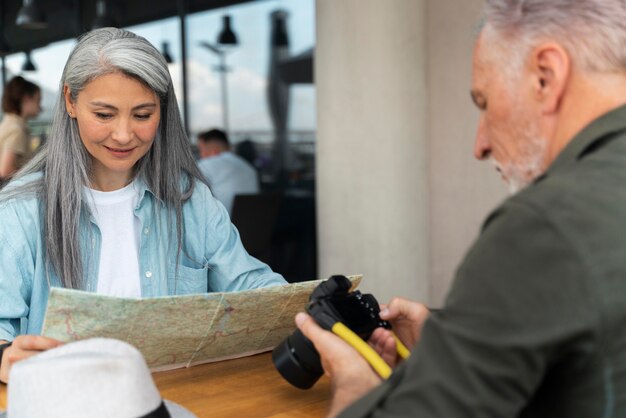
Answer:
[{"left": 473, "top": 118, "right": 491, "bottom": 160}]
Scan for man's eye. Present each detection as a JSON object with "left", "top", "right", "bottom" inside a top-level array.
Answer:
[
  {"left": 473, "top": 98, "right": 487, "bottom": 111},
  {"left": 470, "top": 92, "right": 487, "bottom": 111},
  {"left": 95, "top": 112, "right": 113, "bottom": 120}
]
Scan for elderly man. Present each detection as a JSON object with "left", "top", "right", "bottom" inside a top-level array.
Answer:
[{"left": 297, "top": 1, "right": 626, "bottom": 416}]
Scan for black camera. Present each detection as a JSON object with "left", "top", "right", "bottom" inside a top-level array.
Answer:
[{"left": 272, "top": 275, "right": 390, "bottom": 389}]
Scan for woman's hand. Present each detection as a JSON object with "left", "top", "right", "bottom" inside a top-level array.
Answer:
[{"left": 0, "top": 336, "right": 63, "bottom": 383}]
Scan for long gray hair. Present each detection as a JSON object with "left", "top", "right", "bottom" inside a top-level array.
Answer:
[
  {"left": 483, "top": 0, "right": 626, "bottom": 74},
  {"left": 4, "top": 28, "right": 206, "bottom": 289}
]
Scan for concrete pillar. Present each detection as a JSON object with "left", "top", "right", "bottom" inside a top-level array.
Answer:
[
  {"left": 316, "top": 0, "right": 429, "bottom": 303},
  {"left": 426, "top": 0, "right": 505, "bottom": 305}
]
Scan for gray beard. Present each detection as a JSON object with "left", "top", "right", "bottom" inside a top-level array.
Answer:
[{"left": 491, "top": 133, "right": 548, "bottom": 195}]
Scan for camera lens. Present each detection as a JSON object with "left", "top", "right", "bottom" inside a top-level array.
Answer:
[{"left": 272, "top": 329, "right": 324, "bottom": 389}]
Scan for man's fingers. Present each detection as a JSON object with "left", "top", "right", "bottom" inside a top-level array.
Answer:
[
  {"left": 382, "top": 297, "right": 410, "bottom": 318},
  {"left": 296, "top": 312, "right": 368, "bottom": 358},
  {"left": 380, "top": 297, "right": 429, "bottom": 321},
  {"left": 295, "top": 312, "right": 327, "bottom": 341},
  {"left": 380, "top": 298, "right": 407, "bottom": 320},
  {"left": 370, "top": 328, "right": 392, "bottom": 346},
  {"left": 381, "top": 336, "right": 398, "bottom": 367},
  {"left": 368, "top": 328, "right": 398, "bottom": 367}
]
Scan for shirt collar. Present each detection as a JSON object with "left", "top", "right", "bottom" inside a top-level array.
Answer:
[
  {"left": 121, "top": 174, "right": 194, "bottom": 210},
  {"left": 132, "top": 176, "right": 155, "bottom": 210},
  {"left": 546, "top": 103, "right": 626, "bottom": 175}
]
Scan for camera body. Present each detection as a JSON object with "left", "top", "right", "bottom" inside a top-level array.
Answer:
[{"left": 272, "top": 275, "right": 390, "bottom": 389}]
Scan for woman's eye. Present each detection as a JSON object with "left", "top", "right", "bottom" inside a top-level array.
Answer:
[
  {"left": 95, "top": 112, "right": 113, "bottom": 120},
  {"left": 135, "top": 113, "right": 152, "bottom": 121}
]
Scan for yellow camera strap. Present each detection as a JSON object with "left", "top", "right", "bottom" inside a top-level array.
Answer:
[
  {"left": 393, "top": 334, "right": 411, "bottom": 360},
  {"left": 330, "top": 322, "right": 411, "bottom": 380}
]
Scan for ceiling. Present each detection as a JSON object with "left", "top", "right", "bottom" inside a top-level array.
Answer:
[{"left": 1, "top": 0, "right": 258, "bottom": 54}]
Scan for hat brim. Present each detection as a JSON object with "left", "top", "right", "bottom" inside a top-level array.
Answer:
[
  {"left": 164, "top": 399, "right": 196, "bottom": 418},
  {"left": 0, "top": 401, "right": 191, "bottom": 418}
]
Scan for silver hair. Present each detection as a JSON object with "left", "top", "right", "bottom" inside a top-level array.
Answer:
[
  {"left": 2, "top": 28, "right": 207, "bottom": 289},
  {"left": 482, "top": 0, "right": 626, "bottom": 74}
]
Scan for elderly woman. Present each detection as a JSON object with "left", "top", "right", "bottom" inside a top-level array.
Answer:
[{"left": 0, "top": 28, "right": 286, "bottom": 383}]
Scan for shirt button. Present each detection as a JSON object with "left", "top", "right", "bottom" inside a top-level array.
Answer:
[
  {"left": 143, "top": 228, "right": 149, "bottom": 235},
  {"left": 145, "top": 271, "right": 153, "bottom": 278}
]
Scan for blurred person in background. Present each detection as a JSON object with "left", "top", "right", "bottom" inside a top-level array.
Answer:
[
  {"left": 197, "top": 129, "right": 259, "bottom": 214},
  {"left": 235, "top": 138, "right": 259, "bottom": 168},
  {"left": 0, "top": 76, "right": 41, "bottom": 182}
]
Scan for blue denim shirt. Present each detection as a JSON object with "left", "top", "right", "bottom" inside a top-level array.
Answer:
[{"left": 0, "top": 174, "right": 286, "bottom": 341}]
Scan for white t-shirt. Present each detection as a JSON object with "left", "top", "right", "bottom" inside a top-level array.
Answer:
[{"left": 84, "top": 181, "right": 141, "bottom": 298}]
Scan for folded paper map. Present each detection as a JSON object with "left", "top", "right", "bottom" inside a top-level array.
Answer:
[{"left": 41, "top": 275, "right": 362, "bottom": 371}]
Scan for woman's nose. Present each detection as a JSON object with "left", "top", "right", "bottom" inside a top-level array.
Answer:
[{"left": 111, "top": 118, "right": 133, "bottom": 143}]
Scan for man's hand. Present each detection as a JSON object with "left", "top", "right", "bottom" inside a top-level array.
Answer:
[
  {"left": 0, "top": 336, "right": 63, "bottom": 383},
  {"left": 296, "top": 313, "right": 381, "bottom": 418},
  {"left": 369, "top": 298, "right": 429, "bottom": 367}
]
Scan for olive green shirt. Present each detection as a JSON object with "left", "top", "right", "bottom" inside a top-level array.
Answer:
[{"left": 341, "top": 104, "right": 626, "bottom": 417}]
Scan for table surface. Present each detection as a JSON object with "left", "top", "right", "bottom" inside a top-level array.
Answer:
[{"left": 0, "top": 352, "right": 331, "bottom": 417}]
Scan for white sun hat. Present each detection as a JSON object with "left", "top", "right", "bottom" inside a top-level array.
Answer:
[{"left": 0, "top": 338, "right": 195, "bottom": 418}]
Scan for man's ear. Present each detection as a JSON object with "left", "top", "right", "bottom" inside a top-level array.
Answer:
[
  {"left": 530, "top": 42, "right": 570, "bottom": 114},
  {"left": 63, "top": 84, "right": 76, "bottom": 117}
]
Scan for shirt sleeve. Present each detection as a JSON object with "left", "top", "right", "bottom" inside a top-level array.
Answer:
[
  {"left": 201, "top": 185, "right": 287, "bottom": 291},
  {"left": 339, "top": 201, "right": 598, "bottom": 417},
  {"left": 0, "top": 206, "right": 34, "bottom": 342}
]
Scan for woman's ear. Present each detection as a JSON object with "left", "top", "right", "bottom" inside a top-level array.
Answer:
[
  {"left": 63, "top": 84, "right": 76, "bottom": 117},
  {"left": 529, "top": 42, "right": 571, "bottom": 115}
]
